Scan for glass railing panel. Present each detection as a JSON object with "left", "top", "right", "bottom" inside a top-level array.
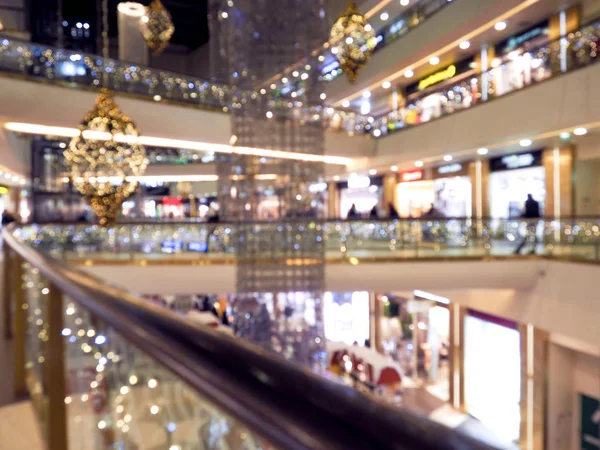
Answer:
[
  {"left": 61, "top": 298, "right": 271, "bottom": 450},
  {"left": 13, "top": 218, "right": 600, "bottom": 263}
]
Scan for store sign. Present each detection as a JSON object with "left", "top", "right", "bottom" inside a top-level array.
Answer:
[
  {"left": 162, "top": 197, "right": 182, "bottom": 205},
  {"left": 437, "top": 163, "right": 463, "bottom": 175},
  {"left": 0, "top": 185, "right": 8, "bottom": 194},
  {"left": 580, "top": 394, "right": 600, "bottom": 449},
  {"left": 418, "top": 65, "right": 456, "bottom": 91},
  {"left": 489, "top": 150, "right": 542, "bottom": 172},
  {"left": 400, "top": 170, "right": 423, "bottom": 183},
  {"left": 347, "top": 174, "right": 371, "bottom": 189}
]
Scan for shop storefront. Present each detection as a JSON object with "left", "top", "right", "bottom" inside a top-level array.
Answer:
[
  {"left": 489, "top": 150, "right": 545, "bottom": 218},
  {"left": 396, "top": 163, "right": 472, "bottom": 218},
  {"left": 339, "top": 175, "right": 383, "bottom": 218},
  {"left": 464, "top": 311, "right": 521, "bottom": 444}
]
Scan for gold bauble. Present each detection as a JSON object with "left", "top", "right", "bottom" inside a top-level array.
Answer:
[
  {"left": 139, "top": 0, "right": 175, "bottom": 54},
  {"left": 66, "top": 89, "right": 148, "bottom": 226},
  {"left": 329, "top": 2, "right": 377, "bottom": 83}
]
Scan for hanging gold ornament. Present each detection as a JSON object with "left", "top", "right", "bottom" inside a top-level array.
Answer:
[
  {"left": 139, "top": 0, "right": 175, "bottom": 54},
  {"left": 66, "top": 89, "right": 148, "bottom": 226},
  {"left": 329, "top": 2, "right": 377, "bottom": 83}
]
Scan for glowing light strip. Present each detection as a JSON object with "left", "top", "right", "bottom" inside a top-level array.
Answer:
[
  {"left": 333, "top": 0, "right": 543, "bottom": 106},
  {"left": 4, "top": 122, "right": 352, "bottom": 166}
]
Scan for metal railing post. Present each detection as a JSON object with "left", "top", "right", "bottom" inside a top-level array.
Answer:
[
  {"left": 44, "top": 283, "right": 67, "bottom": 450},
  {"left": 13, "top": 254, "right": 27, "bottom": 398},
  {"left": 3, "top": 244, "right": 12, "bottom": 339}
]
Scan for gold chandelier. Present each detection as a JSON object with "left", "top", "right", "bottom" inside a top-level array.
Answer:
[
  {"left": 139, "top": 0, "right": 175, "bottom": 54},
  {"left": 66, "top": 89, "right": 148, "bottom": 226},
  {"left": 329, "top": 2, "right": 377, "bottom": 83}
]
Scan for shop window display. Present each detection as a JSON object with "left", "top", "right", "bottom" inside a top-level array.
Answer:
[
  {"left": 380, "top": 295, "right": 450, "bottom": 402},
  {"left": 489, "top": 166, "right": 545, "bottom": 219},
  {"left": 464, "top": 314, "right": 521, "bottom": 444}
]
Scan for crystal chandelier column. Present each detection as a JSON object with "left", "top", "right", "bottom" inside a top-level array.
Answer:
[{"left": 216, "top": 0, "right": 329, "bottom": 369}]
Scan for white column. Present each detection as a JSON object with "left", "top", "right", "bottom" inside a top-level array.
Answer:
[{"left": 117, "top": 2, "right": 148, "bottom": 66}]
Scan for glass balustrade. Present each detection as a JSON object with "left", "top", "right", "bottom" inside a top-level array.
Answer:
[
  {"left": 3, "top": 223, "right": 490, "bottom": 450},
  {"left": 11, "top": 218, "right": 600, "bottom": 263}
]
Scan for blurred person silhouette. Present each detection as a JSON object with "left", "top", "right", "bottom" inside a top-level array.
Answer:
[
  {"left": 388, "top": 203, "right": 399, "bottom": 219},
  {"left": 369, "top": 206, "right": 379, "bottom": 219},
  {"left": 515, "top": 194, "right": 541, "bottom": 255},
  {"left": 347, "top": 203, "right": 360, "bottom": 219}
]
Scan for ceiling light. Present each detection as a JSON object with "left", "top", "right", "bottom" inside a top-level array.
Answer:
[
  {"left": 342, "top": 100, "right": 350, "bottom": 108},
  {"left": 574, "top": 127, "right": 588, "bottom": 136},
  {"left": 382, "top": 81, "right": 391, "bottom": 89},
  {"left": 391, "top": 165, "right": 398, "bottom": 172},
  {"left": 369, "top": 169, "right": 377, "bottom": 175},
  {"left": 494, "top": 21, "right": 507, "bottom": 31},
  {"left": 490, "top": 58, "right": 501, "bottom": 68},
  {"left": 429, "top": 56, "right": 440, "bottom": 65},
  {"left": 320, "top": 93, "right": 327, "bottom": 100},
  {"left": 318, "top": 55, "right": 325, "bottom": 62},
  {"left": 333, "top": 175, "right": 340, "bottom": 181},
  {"left": 281, "top": 77, "right": 288, "bottom": 83},
  {"left": 415, "top": 161, "right": 424, "bottom": 167},
  {"left": 301, "top": 73, "right": 309, "bottom": 80},
  {"left": 292, "top": 70, "right": 299, "bottom": 77},
  {"left": 221, "top": 11, "right": 228, "bottom": 19},
  {"left": 365, "top": 24, "right": 372, "bottom": 32},
  {"left": 4, "top": 122, "right": 351, "bottom": 165},
  {"left": 373, "top": 129, "right": 381, "bottom": 137},
  {"left": 266, "top": 111, "right": 273, "bottom": 119},
  {"left": 459, "top": 40, "right": 470, "bottom": 50},
  {"left": 362, "top": 91, "right": 371, "bottom": 99},
  {"left": 153, "top": 95, "right": 161, "bottom": 101},
  {"left": 477, "top": 147, "right": 488, "bottom": 155},
  {"left": 520, "top": 139, "right": 532, "bottom": 147},
  {"left": 404, "top": 69, "right": 414, "bottom": 78},
  {"left": 380, "top": 12, "right": 389, "bottom": 21},
  {"left": 443, "top": 155, "right": 453, "bottom": 162},
  {"left": 559, "top": 131, "right": 571, "bottom": 140},
  {"left": 400, "top": 0, "right": 410, "bottom": 5},
  {"left": 270, "top": 83, "right": 276, "bottom": 89}
]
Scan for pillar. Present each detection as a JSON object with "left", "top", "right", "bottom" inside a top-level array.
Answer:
[
  {"left": 117, "top": 2, "right": 149, "bottom": 66},
  {"left": 519, "top": 325, "right": 548, "bottom": 450},
  {"left": 327, "top": 182, "right": 339, "bottom": 219},
  {"left": 469, "top": 160, "right": 489, "bottom": 220},
  {"left": 369, "top": 293, "right": 383, "bottom": 354},
  {"left": 382, "top": 174, "right": 398, "bottom": 216},
  {"left": 548, "top": 6, "right": 581, "bottom": 40},
  {"left": 543, "top": 147, "right": 574, "bottom": 218},
  {"left": 448, "top": 303, "right": 465, "bottom": 411}
]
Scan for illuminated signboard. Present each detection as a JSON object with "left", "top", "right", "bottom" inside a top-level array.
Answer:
[
  {"left": 437, "top": 163, "right": 463, "bottom": 175},
  {"left": 400, "top": 170, "right": 423, "bottom": 183},
  {"left": 418, "top": 65, "right": 456, "bottom": 90},
  {"left": 489, "top": 150, "right": 542, "bottom": 172}
]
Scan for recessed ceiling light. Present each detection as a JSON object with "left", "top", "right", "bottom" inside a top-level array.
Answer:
[
  {"left": 415, "top": 161, "right": 424, "bottom": 167},
  {"left": 495, "top": 21, "right": 507, "bottom": 31},
  {"left": 391, "top": 165, "right": 398, "bottom": 172},
  {"left": 404, "top": 69, "right": 414, "bottom": 78},
  {"left": 369, "top": 169, "right": 377, "bottom": 175},
  {"left": 459, "top": 40, "right": 471, "bottom": 50},
  {"left": 520, "top": 139, "right": 532, "bottom": 147},
  {"left": 320, "top": 93, "right": 327, "bottom": 100},
  {"left": 443, "top": 155, "right": 453, "bottom": 162},
  {"left": 382, "top": 81, "right": 391, "bottom": 89},
  {"left": 362, "top": 91, "right": 371, "bottom": 99},
  {"left": 574, "top": 127, "right": 588, "bottom": 136},
  {"left": 342, "top": 100, "right": 350, "bottom": 108},
  {"left": 400, "top": 0, "right": 410, "bottom": 5},
  {"left": 380, "top": 12, "right": 389, "bottom": 21},
  {"left": 477, "top": 148, "right": 488, "bottom": 155},
  {"left": 429, "top": 56, "right": 440, "bottom": 65}
]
